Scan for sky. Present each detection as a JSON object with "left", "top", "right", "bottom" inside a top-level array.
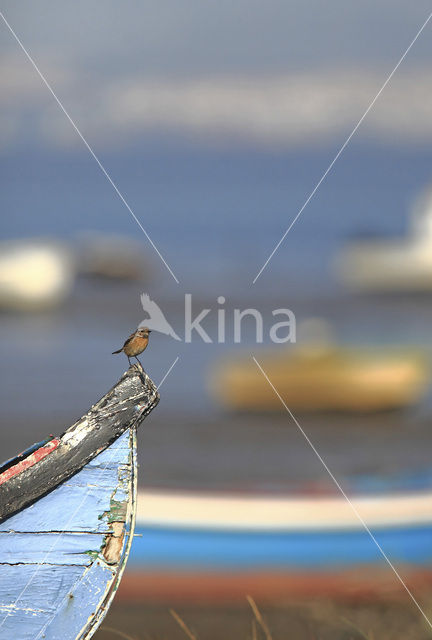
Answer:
[
  {"left": 0, "top": 2, "right": 432, "bottom": 150},
  {"left": 2, "top": 1, "right": 432, "bottom": 75}
]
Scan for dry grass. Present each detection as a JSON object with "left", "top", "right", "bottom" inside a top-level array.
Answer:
[
  {"left": 95, "top": 593, "right": 432, "bottom": 640},
  {"left": 170, "top": 609, "right": 197, "bottom": 640},
  {"left": 100, "top": 626, "right": 138, "bottom": 640},
  {"left": 246, "top": 596, "right": 273, "bottom": 640}
]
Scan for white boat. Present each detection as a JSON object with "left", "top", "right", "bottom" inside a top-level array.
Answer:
[
  {"left": 335, "top": 184, "right": 432, "bottom": 291},
  {"left": 0, "top": 240, "right": 75, "bottom": 310}
]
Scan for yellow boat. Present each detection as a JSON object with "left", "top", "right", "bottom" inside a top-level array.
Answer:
[{"left": 209, "top": 346, "right": 429, "bottom": 413}]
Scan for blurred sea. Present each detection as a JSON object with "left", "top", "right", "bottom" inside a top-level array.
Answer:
[
  {"left": 2, "top": 142, "right": 432, "bottom": 293},
  {"left": 1, "top": 141, "right": 432, "bottom": 490}
]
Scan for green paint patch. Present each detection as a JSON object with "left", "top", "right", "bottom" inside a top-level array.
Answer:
[
  {"left": 107, "top": 498, "right": 127, "bottom": 523},
  {"left": 98, "top": 497, "right": 128, "bottom": 524}
]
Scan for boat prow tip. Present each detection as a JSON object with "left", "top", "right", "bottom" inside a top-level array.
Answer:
[
  {"left": 0, "top": 363, "right": 159, "bottom": 523},
  {"left": 122, "top": 362, "right": 159, "bottom": 396}
]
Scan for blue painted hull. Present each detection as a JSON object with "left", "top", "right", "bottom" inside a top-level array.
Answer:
[
  {"left": 0, "top": 430, "right": 137, "bottom": 640},
  {"left": 129, "top": 522, "right": 432, "bottom": 571},
  {"left": 0, "top": 364, "right": 160, "bottom": 639},
  {"left": 117, "top": 490, "right": 432, "bottom": 602}
]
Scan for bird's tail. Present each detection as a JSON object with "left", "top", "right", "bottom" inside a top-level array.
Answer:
[{"left": 112, "top": 348, "right": 123, "bottom": 354}]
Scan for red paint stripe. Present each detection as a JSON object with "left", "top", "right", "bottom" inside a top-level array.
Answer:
[
  {"left": 118, "top": 569, "right": 432, "bottom": 604},
  {"left": 0, "top": 439, "right": 60, "bottom": 486}
]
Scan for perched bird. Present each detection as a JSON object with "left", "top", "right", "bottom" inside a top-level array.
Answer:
[{"left": 112, "top": 327, "right": 151, "bottom": 366}]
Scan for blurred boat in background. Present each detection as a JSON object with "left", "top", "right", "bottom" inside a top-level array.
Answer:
[
  {"left": 0, "top": 233, "right": 153, "bottom": 314},
  {"left": 0, "top": 239, "right": 74, "bottom": 311},
  {"left": 77, "top": 232, "right": 152, "bottom": 281},
  {"left": 208, "top": 345, "right": 429, "bottom": 413},
  {"left": 119, "top": 485, "right": 432, "bottom": 603},
  {"left": 336, "top": 183, "right": 432, "bottom": 291}
]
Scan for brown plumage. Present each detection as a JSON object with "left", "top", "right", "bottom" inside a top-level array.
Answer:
[{"left": 112, "top": 327, "right": 151, "bottom": 365}]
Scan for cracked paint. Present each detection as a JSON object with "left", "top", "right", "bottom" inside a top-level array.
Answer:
[{"left": 0, "top": 365, "right": 153, "bottom": 640}]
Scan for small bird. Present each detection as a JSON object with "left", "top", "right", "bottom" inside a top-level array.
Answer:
[{"left": 112, "top": 327, "right": 151, "bottom": 366}]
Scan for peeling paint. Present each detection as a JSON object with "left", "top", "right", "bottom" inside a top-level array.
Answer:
[
  {"left": 102, "top": 522, "right": 126, "bottom": 566},
  {"left": 0, "top": 430, "right": 136, "bottom": 638},
  {"left": 0, "top": 440, "right": 60, "bottom": 487},
  {"left": 0, "top": 363, "right": 159, "bottom": 523},
  {"left": 107, "top": 499, "right": 128, "bottom": 524},
  {"left": 0, "top": 364, "right": 150, "bottom": 639},
  {"left": 61, "top": 420, "right": 90, "bottom": 446}
]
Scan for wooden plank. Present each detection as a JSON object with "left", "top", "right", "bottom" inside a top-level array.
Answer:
[
  {"left": 0, "top": 565, "right": 88, "bottom": 640},
  {"left": 41, "top": 561, "right": 118, "bottom": 640},
  {"left": 0, "top": 435, "right": 132, "bottom": 535},
  {"left": 0, "top": 533, "right": 105, "bottom": 565},
  {"left": 0, "top": 563, "right": 121, "bottom": 640}
]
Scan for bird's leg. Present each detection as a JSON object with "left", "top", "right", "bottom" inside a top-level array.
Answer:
[
  {"left": 127, "top": 356, "right": 132, "bottom": 367},
  {"left": 135, "top": 356, "right": 143, "bottom": 368}
]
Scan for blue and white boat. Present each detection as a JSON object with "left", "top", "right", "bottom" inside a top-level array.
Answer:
[
  {"left": 0, "top": 365, "right": 159, "bottom": 640},
  {"left": 120, "top": 484, "right": 432, "bottom": 602}
]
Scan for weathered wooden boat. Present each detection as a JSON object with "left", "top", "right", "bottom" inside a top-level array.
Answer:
[
  {"left": 118, "top": 484, "right": 432, "bottom": 603},
  {"left": 0, "top": 364, "right": 159, "bottom": 640},
  {"left": 209, "top": 346, "right": 429, "bottom": 412}
]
